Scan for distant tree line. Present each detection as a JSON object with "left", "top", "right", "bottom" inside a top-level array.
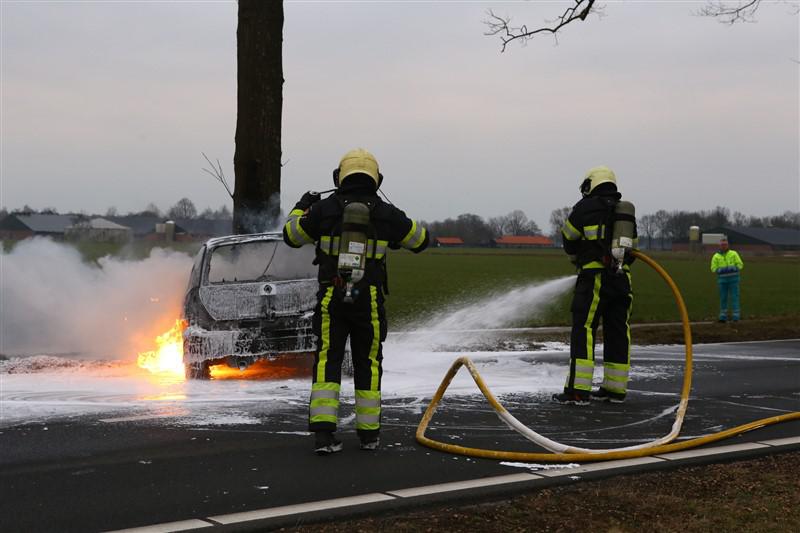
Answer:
[
  {"left": 1, "top": 199, "right": 233, "bottom": 221},
  {"left": 423, "top": 209, "right": 542, "bottom": 245},
  {"left": 3, "top": 202, "right": 797, "bottom": 247},
  {"left": 547, "top": 205, "right": 800, "bottom": 249}
]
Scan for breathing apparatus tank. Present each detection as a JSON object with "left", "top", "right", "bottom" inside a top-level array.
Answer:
[
  {"left": 337, "top": 202, "right": 370, "bottom": 302},
  {"left": 610, "top": 200, "right": 636, "bottom": 273}
]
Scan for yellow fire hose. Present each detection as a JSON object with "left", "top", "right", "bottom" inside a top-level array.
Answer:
[{"left": 415, "top": 250, "right": 800, "bottom": 462}]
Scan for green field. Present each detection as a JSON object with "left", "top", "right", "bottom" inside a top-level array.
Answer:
[{"left": 384, "top": 248, "right": 800, "bottom": 327}]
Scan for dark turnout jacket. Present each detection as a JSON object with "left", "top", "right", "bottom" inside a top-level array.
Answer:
[
  {"left": 283, "top": 181, "right": 428, "bottom": 289},
  {"left": 561, "top": 188, "right": 637, "bottom": 270}
]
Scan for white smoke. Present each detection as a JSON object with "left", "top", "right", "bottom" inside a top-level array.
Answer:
[{"left": 0, "top": 238, "right": 193, "bottom": 359}]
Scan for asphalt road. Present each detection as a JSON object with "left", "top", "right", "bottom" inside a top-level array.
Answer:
[{"left": 1, "top": 339, "right": 798, "bottom": 533}]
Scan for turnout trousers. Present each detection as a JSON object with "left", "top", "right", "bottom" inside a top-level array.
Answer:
[
  {"left": 308, "top": 284, "right": 387, "bottom": 439},
  {"left": 566, "top": 269, "right": 634, "bottom": 397}
]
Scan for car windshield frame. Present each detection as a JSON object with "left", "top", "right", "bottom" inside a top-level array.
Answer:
[{"left": 202, "top": 235, "right": 315, "bottom": 285}]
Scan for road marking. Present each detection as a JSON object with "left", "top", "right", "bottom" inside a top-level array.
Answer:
[
  {"left": 535, "top": 456, "right": 665, "bottom": 477},
  {"left": 107, "top": 518, "right": 214, "bottom": 532},
  {"left": 386, "top": 473, "right": 539, "bottom": 498},
  {"left": 654, "top": 442, "right": 769, "bottom": 460},
  {"left": 207, "top": 493, "right": 395, "bottom": 525},
  {"left": 758, "top": 436, "right": 800, "bottom": 447},
  {"left": 106, "top": 438, "right": 798, "bottom": 532},
  {"left": 697, "top": 338, "right": 800, "bottom": 346}
]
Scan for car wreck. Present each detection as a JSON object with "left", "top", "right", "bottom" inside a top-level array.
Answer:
[{"left": 182, "top": 233, "right": 318, "bottom": 379}]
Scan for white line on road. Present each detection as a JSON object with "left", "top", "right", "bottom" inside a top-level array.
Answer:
[
  {"left": 106, "top": 518, "right": 214, "bottom": 532},
  {"left": 104, "top": 436, "right": 800, "bottom": 533},
  {"left": 207, "top": 493, "right": 396, "bottom": 525},
  {"left": 386, "top": 472, "right": 539, "bottom": 498},
  {"left": 654, "top": 442, "right": 769, "bottom": 460},
  {"left": 758, "top": 436, "right": 800, "bottom": 447},
  {"left": 534, "top": 456, "right": 665, "bottom": 477}
]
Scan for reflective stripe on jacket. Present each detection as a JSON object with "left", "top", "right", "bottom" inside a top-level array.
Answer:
[
  {"left": 561, "top": 192, "right": 637, "bottom": 270},
  {"left": 710, "top": 250, "right": 744, "bottom": 279}
]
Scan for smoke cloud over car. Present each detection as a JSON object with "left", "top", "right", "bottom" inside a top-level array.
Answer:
[{"left": 1, "top": 238, "right": 192, "bottom": 358}]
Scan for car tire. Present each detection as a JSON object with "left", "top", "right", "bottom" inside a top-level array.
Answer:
[{"left": 185, "top": 361, "right": 211, "bottom": 380}]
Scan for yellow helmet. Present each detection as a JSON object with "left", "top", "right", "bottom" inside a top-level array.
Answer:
[
  {"left": 334, "top": 148, "right": 382, "bottom": 188},
  {"left": 580, "top": 166, "right": 617, "bottom": 196}
]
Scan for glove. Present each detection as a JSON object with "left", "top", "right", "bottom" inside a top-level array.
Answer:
[{"left": 296, "top": 191, "right": 322, "bottom": 211}]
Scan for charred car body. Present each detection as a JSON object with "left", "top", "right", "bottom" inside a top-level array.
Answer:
[{"left": 182, "top": 233, "right": 318, "bottom": 378}]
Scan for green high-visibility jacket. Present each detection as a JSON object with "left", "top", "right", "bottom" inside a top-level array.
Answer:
[{"left": 710, "top": 250, "right": 744, "bottom": 279}]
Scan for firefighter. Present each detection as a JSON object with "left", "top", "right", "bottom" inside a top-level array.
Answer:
[
  {"left": 710, "top": 237, "right": 744, "bottom": 322},
  {"left": 554, "top": 166, "right": 637, "bottom": 405},
  {"left": 283, "top": 148, "right": 429, "bottom": 454}
]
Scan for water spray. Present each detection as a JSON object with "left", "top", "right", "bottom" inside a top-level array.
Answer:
[{"left": 415, "top": 250, "right": 800, "bottom": 462}]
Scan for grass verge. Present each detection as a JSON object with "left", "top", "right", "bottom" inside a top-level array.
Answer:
[{"left": 288, "top": 451, "right": 800, "bottom": 533}]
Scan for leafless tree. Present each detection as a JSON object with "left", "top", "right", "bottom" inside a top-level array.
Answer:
[
  {"left": 486, "top": 0, "right": 792, "bottom": 51},
  {"left": 202, "top": 152, "right": 234, "bottom": 199},
  {"left": 548, "top": 206, "right": 572, "bottom": 245},
  {"left": 488, "top": 215, "right": 506, "bottom": 237},
  {"left": 168, "top": 198, "right": 198, "bottom": 220},
  {"left": 214, "top": 205, "right": 233, "bottom": 220},
  {"left": 696, "top": 0, "right": 765, "bottom": 23},
  {"left": 638, "top": 213, "right": 659, "bottom": 250},
  {"left": 485, "top": 0, "right": 600, "bottom": 52}
]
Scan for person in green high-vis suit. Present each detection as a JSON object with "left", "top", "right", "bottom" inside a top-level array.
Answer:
[{"left": 710, "top": 237, "right": 744, "bottom": 322}]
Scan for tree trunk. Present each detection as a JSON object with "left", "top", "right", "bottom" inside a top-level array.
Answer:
[{"left": 233, "top": 1, "right": 283, "bottom": 234}]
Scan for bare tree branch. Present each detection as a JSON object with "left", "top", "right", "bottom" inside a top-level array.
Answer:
[
  {"left": 484, "top": 0, "right": 600, "bottom": 52},
  {"left": 201, "top": 152, "right": 234, "bottom": 199},
  {"left": 696, "top": 0, "right": 763, "bottom": 24}
]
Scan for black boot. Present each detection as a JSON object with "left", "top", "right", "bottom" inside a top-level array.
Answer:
[
  {"left": 359, "top": 434, "right": 380, "bottom": 451},
  {"left": 552, "top": 390, "right": 590, "bottom": 405},
  {"left": 314, "top": 431, "right": 342, "bottom": 455},
  {"left": 591, "top": 387, "right": 626, "bottom": 404}
]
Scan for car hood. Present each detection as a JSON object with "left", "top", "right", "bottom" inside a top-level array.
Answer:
[{"left": 198, "top": 279, "right": 317, "bottom": 321}]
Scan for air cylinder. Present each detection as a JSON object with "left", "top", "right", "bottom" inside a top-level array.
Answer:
[
  {"left": 611, "top": 201, "right": 636, "bottom": 251},
  {"left": 337, "top": 202, "right": 370, "bottom": 285}
]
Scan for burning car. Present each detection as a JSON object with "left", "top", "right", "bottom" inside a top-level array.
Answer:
[{"left": 182, "top": 233, "right": 318, "bottom": 379}]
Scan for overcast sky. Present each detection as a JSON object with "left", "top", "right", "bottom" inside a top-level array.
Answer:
[{"left": 2, "top": 1, "right": 798, "bottom": 230}]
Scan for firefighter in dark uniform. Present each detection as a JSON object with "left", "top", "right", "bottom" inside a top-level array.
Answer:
[
  {"left": 554, "top": 166, "right": 637, "bottom": 405},
  {"left": 283, "top": 148, "right": 429, "bottom": 454}
]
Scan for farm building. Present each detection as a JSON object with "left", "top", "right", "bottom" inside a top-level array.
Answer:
[
  {"left": 493, "top": 235, "right": 554, "bottom": 248},
  {"left": 0, "top": 213, "right": 76, "bottom": 240},
  {"left": 65, "top": 218, "right": 133, "bottom": 243},
  {"left": 434, "top": 237, "right": 464, "bottom": 247},
  {"left": 673, "top": 226, "right": 800, "bottom": 254}
]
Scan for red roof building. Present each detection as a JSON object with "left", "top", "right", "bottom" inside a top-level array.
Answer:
[
  {"left": 493, "top": 235, "right": 554, "bottom": 248},
  {"left": 434, "top": 236, "right": 465, "bottom": 247}
]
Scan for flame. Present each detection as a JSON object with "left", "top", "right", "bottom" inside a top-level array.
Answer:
[
  {"left": 209, "top": 357, "right": 311, "bottom": 380},
  {"left": 137, "top": 319, "right": 187, "bottom": 380}
]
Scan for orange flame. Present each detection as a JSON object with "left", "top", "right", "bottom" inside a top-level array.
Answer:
[
  {"left": 137, "top": 319, "right": 187, "bottom": 380},
  {"left": 209, "top": 357, "right": 311, "bottom": 380}
]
